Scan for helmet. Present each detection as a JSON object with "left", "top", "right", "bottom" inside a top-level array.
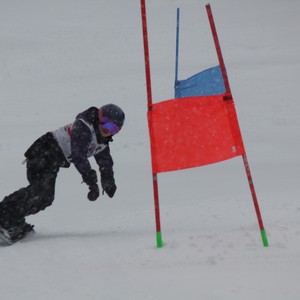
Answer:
[{"left": 99, "top": 104, "right": 125, "bottom": 130}]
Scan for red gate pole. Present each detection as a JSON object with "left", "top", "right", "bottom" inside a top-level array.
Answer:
[
  {"left": 140, "top": 0, "right": 153, "bottom": 109},
  {"left": 206, "top": 4, "right": 269, "bottom": 247},
  {"left": 140, "top": 0, "right": 164, "bottom": 248},
  {"left": 205, "top": 4, "right": 231, "bottom": 95}
]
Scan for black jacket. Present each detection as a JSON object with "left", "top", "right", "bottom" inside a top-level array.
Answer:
[{"left": 24, "top": 107, "right": 115, "bottom": 183}]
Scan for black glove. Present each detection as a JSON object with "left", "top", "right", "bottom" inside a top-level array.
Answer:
[
  {"left": 88, "top": 184, "right": 100, "bottom": 201},
  {"left": 82, "top": 169, "right": 99, "bottom": 201},
  {"left": 101, "top": 178, "right": 117, "bottom": 198}
]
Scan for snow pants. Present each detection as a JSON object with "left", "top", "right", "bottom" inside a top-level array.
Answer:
[{"left": 0, "top": 132, "right": 68, "bottom": 228}]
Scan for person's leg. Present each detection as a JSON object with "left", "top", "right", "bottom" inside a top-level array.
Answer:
[{"left": 0, "top": 158, "right": 58, "bottom": 229}]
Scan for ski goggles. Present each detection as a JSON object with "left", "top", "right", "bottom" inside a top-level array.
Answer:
[{"left": 99, "top": 117, "right": 120, "bottom": 135}]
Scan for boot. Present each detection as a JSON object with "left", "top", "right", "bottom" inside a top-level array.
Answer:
[{"left": 0, "top": 221, "right": 34, "bottom": 243}]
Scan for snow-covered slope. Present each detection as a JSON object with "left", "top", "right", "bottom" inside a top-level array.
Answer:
[{"left": 0, "top": 1, "right": 299, "bottom": 299}]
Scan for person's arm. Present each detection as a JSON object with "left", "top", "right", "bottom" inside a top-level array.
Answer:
[
  {"left": 71, "top": 119, "right": 92, "bottom": 175},
  {"left": 94, "top": 146, "right": 117, "bottom": 198},
  {"left": 71, "top": 119, "right": 100, "bottom": 201}
]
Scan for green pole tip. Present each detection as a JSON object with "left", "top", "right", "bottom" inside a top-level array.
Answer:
[
  {"left": 261, "top": 229, "right": 269, "bottom": 247},
  {"left": 156, "top": 232, "right": 164, "bottom": 248}
]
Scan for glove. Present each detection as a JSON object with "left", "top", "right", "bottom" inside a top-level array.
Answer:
[
  {"left": 88, "top": 184, "right": 100, "bottom": 201},
  {"left": 82, "top": 169, "right": 99, "bottom": 201},
  {"left": 101, "top": 178, "right": 117, "bottom": 198}
]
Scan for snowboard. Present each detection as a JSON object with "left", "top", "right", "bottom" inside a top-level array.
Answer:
[{"left": 0, "top": 225, "right": 35, "bottom": 246}]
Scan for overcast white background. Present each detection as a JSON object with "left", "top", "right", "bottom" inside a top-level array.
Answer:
[{"left": 0, "top": 1, "right": 299, "bottom": 299}]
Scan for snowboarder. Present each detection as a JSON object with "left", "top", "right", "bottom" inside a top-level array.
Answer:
[{"left": 0, "top": 104, "right": 125, "bottom": 244}]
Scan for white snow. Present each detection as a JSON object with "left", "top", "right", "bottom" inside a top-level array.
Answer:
[{"left": 0, "top": 0, "right": 299, "bottom": 299}]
